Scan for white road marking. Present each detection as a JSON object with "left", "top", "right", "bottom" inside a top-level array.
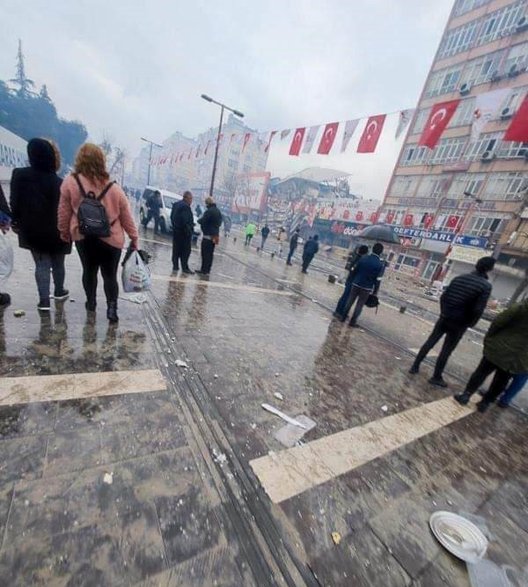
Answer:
[
  {"left": 0, "top": 369, "right": 166, "bottom": 406},
  {"left": 151, "top": 275, "right": 294, "bottom": 296},
  {"left": 250, "top": 396, "right": 473, "bottom": 503}
]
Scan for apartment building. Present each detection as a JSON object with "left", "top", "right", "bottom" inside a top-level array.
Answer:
[{"left": 381, "top": 0, "right": 528, "bottom": 297}]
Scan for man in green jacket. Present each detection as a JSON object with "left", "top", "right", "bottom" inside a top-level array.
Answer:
[{"left": 455, "top": 299, "right": 528, "bottom": 412}]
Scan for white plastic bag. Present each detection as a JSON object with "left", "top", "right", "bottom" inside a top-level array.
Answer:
[
  {"left": 0, "top": 232, "right": 14, "bottom": 282},
  {"left": 121, "top": 250, "right": 151, "bottom": 293}
]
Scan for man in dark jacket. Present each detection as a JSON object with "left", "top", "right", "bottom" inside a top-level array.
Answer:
[
  {"left": 334, "top": 244, "right": 369, "bottom": 320},
  {"left": 171, "top": 191, "right": 194, "bottom": 274},
  {"left": 455, "top": 299, "right": 528, "bottom": 412},
  {"left": 10, "top": 138, "right": 71, "bottom": 310},
  {"left": 301, "top": 235, "right": 319, "bottom": 273},
  {"left": 410, "top": 256, "right": 495, "bottom": 387},
  {"left": 346, "top": 242, "right": 385, "bottom": 327},
  {"left": 260, "top": 224, "right": 270, "bottom": 249},
  {"left": 196, "top": 197, "right": 222, "bottom": 275},
  {"left": 287, "top": 228, "right": 300, "bottom": 265},
  {"left": 0, "top": 184, "right": 12, "bottom": 306},
  {"left": 143, "top": 190, "right": 163, "bottom": 233}
]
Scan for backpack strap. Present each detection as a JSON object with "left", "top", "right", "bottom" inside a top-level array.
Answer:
[
  {"left": 73, "top": 173, "right": 89, "bottom": 198},
  {"left": 97, "top": 181, "right": 116, "bottom": 201}
]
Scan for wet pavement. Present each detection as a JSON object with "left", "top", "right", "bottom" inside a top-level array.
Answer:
[{"left": 0, "top": 229, "right": 527, "bottom": 586}]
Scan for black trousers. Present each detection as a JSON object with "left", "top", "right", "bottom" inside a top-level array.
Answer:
[
  {"left": 302, "top": 254, "right": 314, "bottom": 272},
  {"left": 143, "top": 210, "right": 160, "bottom": 233},
  {"left": 76, "top": 239, "right": 122, "bottom": 304},
  {"left": 172, "top": 232, "right": 191, "bottom": 271},
  {"left": 347, "top": 285, "right": 371, "bottom": 325},
  {"left": 465, "top": 356, "right": 512, "bottom": 402},
  {"left": 200, "top": 238, "right": 215, "bottom": 273},
  {"left": 287, "top": 246, "right": 296, "bottom": 265},
  {"left": 413, "top": 317, "right": 466, "bottom": 378}
]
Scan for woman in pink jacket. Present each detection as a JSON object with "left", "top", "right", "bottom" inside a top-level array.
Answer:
[{"left": 58, "top": 143, "right": 138, "bottom": 323}]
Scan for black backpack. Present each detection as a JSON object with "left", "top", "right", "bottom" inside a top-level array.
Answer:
[{"left": 74, "top": 174, "right": 115, "bottom": 238}]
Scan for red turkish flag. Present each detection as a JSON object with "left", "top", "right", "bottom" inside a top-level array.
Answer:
[
  {"left": 317, "top": 122, "right": 339, "bottom": 154},
  {"left": 289, "top": 128, "right": 305, "bottom": 156},
  {"left": 356, "top": 211, "right": 364, "bottom": 222},
  {"left": 357, "top": 115, "right": 386, "bottom": 153},
  {"left": 447, "top": 215, "right": 460, "bottom": 229},
  {"left": 386, "top": 212, "right": 395, "bottom": 224},
  {"left": 242, "top": 133, "right": 251, "bottom": 152},
  {"left": 342, "top": 209, "right": 350, "bottom": 220},
  {"left": 370, "top": 211, "right": 379, "bottom": 223},
  {"left": 404, "top": 214, "right": 414, "bottom": 227},
  {"left": 423, "top": 213, "right": 433, "bottom": 228},
  {"left": 418, "top": 99, "right": 460, "bottom": 149},
  {"left": 504, "top": 94, "right": 528, "bottom": 141}
]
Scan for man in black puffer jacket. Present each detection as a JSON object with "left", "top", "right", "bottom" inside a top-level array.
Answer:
[
  {"left": 196, "top": 197, "right": 222, "bottom": 275},
  {"left": 410, "top": 256, "right": 495, "bottom": 387}
]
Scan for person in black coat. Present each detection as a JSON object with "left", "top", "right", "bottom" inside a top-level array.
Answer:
[
  {"left": 0, "top": 184, "right": 12, "bottom": 306},
  {"left": 410, "top": 256, "right": 495, "bottom": 387},
  {"left": 143, "top": 190, "right": 163, "bottom": 233},
  {"left": 260, "top": 224, "right": 270, "bottom": 249},
  {"left": 196, "top": 197, "right": 222, "bottom": 275},
  {"left": 10, "top": 138, "right": 71, "bottom": 311},
  {"left": 301, "top": 234, "right": 319, "bottom": 273},
  {"left": 171, "top": 191, "right": 194, "bottom": 274},
  {"left": 287, "top": 228, "right": 300, "bottom": 265}
]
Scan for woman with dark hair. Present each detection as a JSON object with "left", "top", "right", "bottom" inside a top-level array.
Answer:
[
  {"left": 58, "top": 143, "right": 138, "bottom": 323},
  {"left": 10, "top": 138, "right": 70, "bottom": 311}
]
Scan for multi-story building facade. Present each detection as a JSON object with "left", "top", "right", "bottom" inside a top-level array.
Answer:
[{"left": 381, "top": 0, "right": 528, "bottom": 297}]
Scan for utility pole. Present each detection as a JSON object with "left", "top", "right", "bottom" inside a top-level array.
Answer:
[{"left": 140, "top": 137, "right": 162, "bottom": 186}]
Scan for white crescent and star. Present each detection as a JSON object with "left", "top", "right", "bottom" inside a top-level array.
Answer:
[
  {"left": 430, "top": 108, "right": 447, "bottom": 129},
  {"left": 366, "top": 120, "right": 379, "bottom": 140}
]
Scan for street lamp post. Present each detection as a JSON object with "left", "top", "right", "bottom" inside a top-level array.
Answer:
[
  {"left": 140, "top": 137, "right": 163, "bottom": 186},
  {"left": 201, "top": 94, "right": 244, "bottom": 198}
]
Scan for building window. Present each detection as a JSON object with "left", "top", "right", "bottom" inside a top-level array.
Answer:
[
  {"left": 430, "top": 137, "right": 467, "bottom": 164},
  {"left": 460, "top": 50, "right": 505, "bottom": 87},
  {"left": 479, "top": 1, "right": 526, "bottom": 45},
  {"left": 390, "top": 176, "right": 420, "bottom": 197},
  {"left": 504, "top": 42, "right": 528, "bottom": 74},
  {"left": 450, "top": 97, "right": 476, "bottom": 127},
  {"left": 483, "top": 172, "right": 528, "bottom": 200},
  {"left": 447, "top": 173, "right": 485, "bottom": 198},
  {"left": 502, "top": 86, "right": 528, "bottom": 115},
  {"left": 453, "top": 0, "right": 491, "bottom": 17},
  {"left": 400, "top": 144, "right": 428, "bottom": 166},
  {"left": 412, "top": 108, "right": 431, "bottom": 133},
  {"left": 466, "top": 132, "right": 501, "bottom": 159},
  {"left": 466, "top": 214, "right": 509, "bottom": 237},
  {"left": 424, "top": 65, "right": 463, "bottom": 98},
  {"left": 497, "top": 140, "right": 528, "bottom": 158},
  {"left": 438, "top": 20, "right": 480, "bottom": 59},
  {"left": 416, "top": 176, "right": 451, "bottom": 199}
]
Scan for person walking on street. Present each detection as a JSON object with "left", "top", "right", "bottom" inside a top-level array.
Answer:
[
  {"left": 301, "top": 235, "right": 319, "bottom": 273},
  {"left": 334, "top": 244, "right": 369, "bottom": 320},
  {"left": 287, "top": 228, "right": 300, "bottom": 265},
  {"left": 11, "top": 138, "right": 71, "bottom": 311},
  {"left": 223, "top": 215, "right": 232, "bottom": 237},
  {"left": 245, "top": 221, "right": 256, "bottom": 246},
  {"left": 260, "top": 224, "right": 270, "bottom": 249},
  {"left": 0, "top": 184, "right": 12, "bottom": 307},
  {"left": 196, "top": 197, "right": 222, "bottom": 275},
  {"left": 142, "top": 190, "right": 163, "bottom": 233},
  {"left": 171, "top": 191, "right": 194, "bottom": 274},
  {"left": 410, "top": 257, "right": 495, "bottom": 388},
  {"left": 454, "top": 299, "right": 528, "bottom": 412},
  {"left": 58, "top": 143, "right": 138, "bottom": 323},
  {"left": 344, "top": 242, "right": 385, "bottom": 327}
]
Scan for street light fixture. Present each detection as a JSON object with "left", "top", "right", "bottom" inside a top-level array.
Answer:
[
  {"left": 140, "top": 137, "right": 163, "bottom": 186},
  {"left": 201, "top": 94, "right": 244, "bottom": 198}
]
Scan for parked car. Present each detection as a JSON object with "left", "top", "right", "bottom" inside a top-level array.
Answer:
[{"left": 139, "top": 186, "right": 200, "bottom": 236}]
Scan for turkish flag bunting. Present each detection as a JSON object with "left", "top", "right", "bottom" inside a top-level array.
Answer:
[
  {"left": 317, "top": 122, "right": 339, "bottom": 154},
  {"left": 370, "top": 212, "right": 379, "bottom": 223},
  {"left": 355, "top": 211, "right": 364, "bottom": 222},
  {"left": 179, "top": 153, "right": 184, "bottom": 162},
  {"left": 188, "top": 149, "right": 193, "bottom": 160},
  {"left": 289, "top": 127, "right": 306, "bottom": 156},
  {"left": 386, "top": 212, "right": 395, "bottom": 224},
  {"left": 204, "top": 140, "right": 211, "bottom": 155},
  {"left": 357, "top": 115, "right": 386, "bottom": 153},
  {"left": 242, "top": 133, "right": 251, "bottom": 152},
  {"left": 404, "top": 214, "right": 414, "bottom": 227},
  {"left": 423, "top": 213, "right": 433, "bottom": 228},
  {"left": 265, "top": 131, "right": 277, "bottom": 153},
  {"left": 447, "top": 215, "right": 460, "bottom": 229},
  {"left": 195, "top": 145, "right": 201, "bottom": 158},
  {"left": 504, "top": 94, "right": 528, "bottom": 141},
  {"left": 418, "top": 99, "right": 460, "bottom": 149}
]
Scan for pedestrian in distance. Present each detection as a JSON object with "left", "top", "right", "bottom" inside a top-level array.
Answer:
[
  {"left": 334, "top": 244, "right": 369, "bottom": 321},
  {"left": 0, "top": 184, "right": 12, "bottom": 307},
  {"left": 454, "top": 298, "right": 528, "bottom": 412},
  {"left": 58, "top": 143, "right": 139, "bottom": 323},
  {"left": 142, "top": 190, "right": 163, "bottom": 233},
  {"left": 171, "top": 191, "right": 195, "bottom": 274},
  {"left": 223, "top": 215, "right": 232, "bottom": 237},
  {"left": 301, "top": 234, "right": 319, "bottom": 273},
  {"left": 344, "top": 242, "right": 385, "bottom": 327},
  {"left": 410, "top": 256, "right": 495, "bottom": 388},
  {"left": 196, "top": 196, "right": 222, "bottom": 276},
  {"left": 10, "top": 138, "right": 71, "bottom": 312},
  {"left": 260, "top": 224, "right": 270, "bottom": 249},
  {"left": 286, "top": 228, "right": 300, "bottom": 265},
  {"left": 245, "top": 221, "right": 256, "bottom": 246}
]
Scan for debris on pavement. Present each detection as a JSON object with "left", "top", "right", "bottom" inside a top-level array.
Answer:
[
  {"left": 273, "top": 392, "right": 284, "bottom": 401},
  {"left": 103, "top": 472, "right": 113, "bottom": 485},
  {"left": 262, "top": 403, "right": 307, "bottom": 429},
  {"left": 429, "top": 511, "right": 487, "bottom": 563},
  {"left": 212, "top": 448, "right": 227, "bottom": 465},
  {"left": 13, "top": 310, "right": 25, "bottom": 317},
  {"left": 274, "top": 415, "right": 316, "bottom": 447},
  {"left": 381, "top": 405, "right": 388, "bottom": 412},
  {"left": 175, "top": 359, "right": 189, "bottom": 368},
  {"left": 331, "top": 532, "right": 342, "bottom": 545}
]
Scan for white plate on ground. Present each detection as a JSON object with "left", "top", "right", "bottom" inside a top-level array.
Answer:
[{"left": 429, "top": 511, "right": 488, "bottom": 563}]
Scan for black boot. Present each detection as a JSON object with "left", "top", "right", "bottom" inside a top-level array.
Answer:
[
  {"left": 454, "top": 392, "right": 471, "bottom": 405},
  {"left": 107, "top": 301, "right": 119, "bottom": 323}
]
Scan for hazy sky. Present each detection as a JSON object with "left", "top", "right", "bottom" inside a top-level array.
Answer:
[{"left": 1, "top": 0, "right": 453, "bottom": 197}]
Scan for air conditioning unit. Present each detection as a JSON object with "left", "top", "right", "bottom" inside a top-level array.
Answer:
[
  {"left": 481, "top": 151, "right": 495, "bottom": 162},
  {"left": 501, "top": 107, "right": 513, "bottom": 119},
  {"left": 490, "top": 71, "right": 502, "bottom": 83},
  {"left": 508, "top": 64, "right": 520, "bottom": 78},
  {"left": 459, "top": 83, "right": 471, "bottom": 96},
  {"left": 516, "top": 15, "right": 528, "bottom": 33}
]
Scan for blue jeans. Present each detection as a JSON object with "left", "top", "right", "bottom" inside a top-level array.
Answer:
[
  {"left": 31, "top": 251, "right": 66, "bottom": 302},
  {"left": 499, "top": 373, "right": 528, "bottom": 406},
  {"left": 335, "top": 274, "right": 354, "bottom": 317}
]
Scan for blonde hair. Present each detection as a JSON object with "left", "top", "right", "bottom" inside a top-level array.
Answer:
[{"left": 74, "top": 143, "right": 109, "bottom": 183}]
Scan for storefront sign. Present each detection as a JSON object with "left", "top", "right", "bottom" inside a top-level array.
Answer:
[
  {"left": 393, "top": 226, "right": 488, "bottom": 248},
  {"left": 330, "top": 221, "right": 364, "bottom": 236},
  {"left": 449, "top": 245, "right": 488, "bottom": 264}
]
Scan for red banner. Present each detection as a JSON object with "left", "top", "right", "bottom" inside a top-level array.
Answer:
[
  {"left": 357, "top": 115, "right": 386, "bottom": 153},
  {"left": 418, "top": 99, "right": 460, "bottom": 149},
  {"left": 289, "top": 128, "right": 305, "bottom": 156},
  {"left": 317, "top": 122, "right": 339, "bottom": 155},
  {"left": 504, "top": 94, "right": 528, "bottom": 141}
]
